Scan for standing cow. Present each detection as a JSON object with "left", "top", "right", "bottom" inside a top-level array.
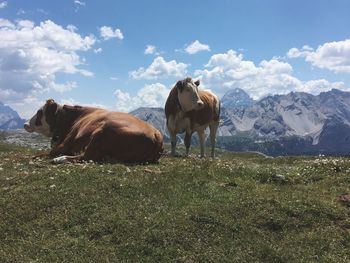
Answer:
[
  {"left": 165, "top": 77, "right": 220, "bottom": 158},
  {"left": 24, "top": 99, "right": 164, "bottom": 163}
]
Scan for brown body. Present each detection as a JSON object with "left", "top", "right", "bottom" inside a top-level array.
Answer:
[
  {"left": 24, "top": 100, "right": 164, "bottom": 163},
  {"left": 165, "top": 78, "right": 220, "bottom": 157}
]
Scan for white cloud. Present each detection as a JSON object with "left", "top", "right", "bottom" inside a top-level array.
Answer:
[
  {"left": 301, "top": 79, "right": 345, "bottom": 94},
  {"left": 195, "top": 49, "right": 345, "bottom": 99},
  {"left": 144, "top": 45, "right": 156, "bottom": 55},
  {"left": 74, "top": 0, "right": 85, "bottom": 6},
  {"left": 74, "top": 0, "right": 85, "bottom": 12},
  {"left": 0, "top": 18, "right": 14, "bottom": 28},
  {"left": 287, "top": 40, "right": 350, "bottom": 73},
  {"left": 17, "top": 19, "right": 35, "bottom": 29},
  {"left": 93, "top": 47, "right": 102, "bottom": 53},
  {"left": 184, "top": 40, "right": 210, "bottom": 54},
  {"left": 0, "top": 19, "right": 96, "bottom": 116},
  {"left": 37, "top": 8, "right": 49, "bottom": 15},
  {"left": 110, "top": 76, "right": 118, "bottom": 80},
  {"left": 60, "top": 98, "right": 108, "bottom": 110},
  {"left": 99, "top": 26, "right": 124, "bottom": 40},
  {"left": 0, "top": 1, "right": 7, "bottom": 8},
  {"left": 114, "top": 83, "right": 170, "bottom": 112},
  {"left": 129, "top": 56, "right": 188, "bottom": 80},
  {"left": 50, "top": 81, "right": 77, "bottom": 92},
  {"left": 16, "top": 9, "right": 26, "bottom": 15}
]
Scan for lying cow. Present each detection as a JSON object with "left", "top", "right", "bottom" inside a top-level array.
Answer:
[
  {"left": 24, "top": 99, "right": 164, "bottom": 163},
  {"left": 165, "top": 77, "right": 220, "bottom": 158}
]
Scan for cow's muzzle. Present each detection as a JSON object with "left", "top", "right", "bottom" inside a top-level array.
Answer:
[{"left": 196, "top": 100, "right": 204, "bottom": 110}]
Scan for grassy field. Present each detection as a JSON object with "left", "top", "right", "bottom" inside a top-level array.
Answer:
[{"left": 0, "top": 142, "right": 350, "bottom": 262}]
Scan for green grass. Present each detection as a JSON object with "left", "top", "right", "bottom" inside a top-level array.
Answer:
[{"left": 0, "top": 142, "right": 350, "bottom": 262}]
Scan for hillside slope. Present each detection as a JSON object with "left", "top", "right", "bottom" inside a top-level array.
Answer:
[{"left": 1, "top": 142, "right": 349, "bottom": 262}]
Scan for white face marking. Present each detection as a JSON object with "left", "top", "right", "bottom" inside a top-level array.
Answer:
[
  {"left": 24, "top": 105, "right": 52, "bottom": 137},
  {"left": 177, "top": 80, "right": 203, "bottom": 112}
]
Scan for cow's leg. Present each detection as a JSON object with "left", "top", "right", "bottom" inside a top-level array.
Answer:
[
  {"left": 197, "top": 129, "right": 206, "bottom": 158},
  {"left": 49, "top": 143, "right": 68, "bottom": 157},
  {"left": 32, "top": 141, "right": 67, "bottom": 159},
  {"left": 33, "top": 151, "right": 51, "bottom": 159},
  {"left": 170, "top": 132, "right": 178, "bottom": 156},
  {"left": 184, "top": 131, "right": 192, "bottom": 156},
  {"left": 209, "top": 121, "right": 219, "bottom": 158},
  {"left": 78, "top": 128, "right": 109, "bottom": 162},
  {"left": 51, "top": 136, "right": 103, "bottom": 164}
]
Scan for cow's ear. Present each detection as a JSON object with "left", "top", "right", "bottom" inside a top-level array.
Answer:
[
  {"left": 45, "top": 100, "right": 58, "bottom": 128},
  {"left": 194, "top": 80, "right": 200, "bottom": 86},
  {"left": 46, "top": 100, "right": 58, "bottom": 114},
  {"left": 175, "top": 80, "right": 184, "bottom": 92}
]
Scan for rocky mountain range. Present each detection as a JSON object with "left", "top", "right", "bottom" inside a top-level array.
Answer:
[
  {"left": 1, "top": 88, "right": 350, "bottom": 156},
  {"left": 0, "top": 102, "right": 26, "bottom": 129}
]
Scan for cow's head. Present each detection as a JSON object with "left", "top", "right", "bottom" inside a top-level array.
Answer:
[
  {"left": 24, "top": 99, "right": 59, "bottom": 137},
  {"left": 176, "top": 77, "right": 204, "bottom": 112}
]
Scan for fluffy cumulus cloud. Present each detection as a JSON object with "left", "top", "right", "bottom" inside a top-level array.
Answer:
[
  {"left": 129, "top": 56, "right": 188, "bottom": 80},
  {"left": 114, "top": 83, "right": 170, "bottom": 112},
  {"left": 287, "top": 39, "right": 350, "bottom": 73},
  {"left": 184, "top": 40, "right": 210, "bottom": 54},
  {"left": 195, "top": 49, "right": 345, "bottom": 99},
  {"left": 0, "top": 19, "right": 96, "bottom": 116},
  {"left": 99, "top": 26, "right": 124, "bottom": 40}
]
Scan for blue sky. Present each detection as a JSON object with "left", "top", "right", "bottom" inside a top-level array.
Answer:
[{"left": 0, "top": 0, "right": 350, "bottom": 118}]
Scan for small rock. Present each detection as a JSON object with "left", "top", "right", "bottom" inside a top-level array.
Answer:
[
  {"left": 334, "top": 166, "right": 341, "bottom": 173},
  {"left": 338, "top": 193, "right": 350, "bottom": 207},
  {"left": 272, "top": 174, "right": 287, "bottom": 183}
]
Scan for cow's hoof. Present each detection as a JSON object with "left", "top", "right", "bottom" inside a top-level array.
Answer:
[{"left": 52, "top": 156, "right": 69, "bottom": 164}]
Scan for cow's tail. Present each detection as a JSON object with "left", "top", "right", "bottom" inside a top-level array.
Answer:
[{"left": 214, "top": 96, "right": 221, "bottom": 122}]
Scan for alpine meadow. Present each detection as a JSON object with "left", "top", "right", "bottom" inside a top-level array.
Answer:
[{"left": 1, "top": 1, "right": 350, "bottom": 262}]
